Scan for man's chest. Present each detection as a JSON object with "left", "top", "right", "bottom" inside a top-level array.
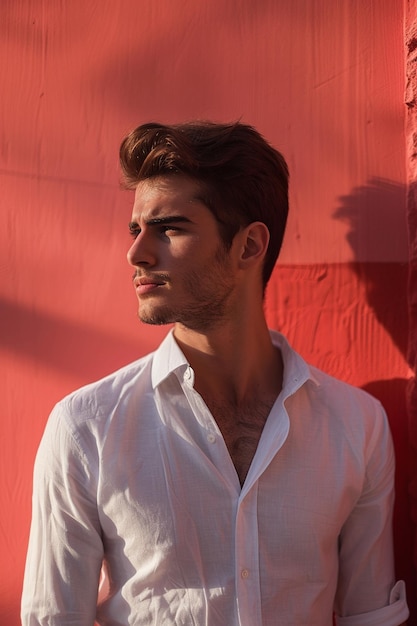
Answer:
[
  {"left": 97, "top": 415, "right": 359, "bottom": 573},
  {"left": 202, "top": 395, "right": 278, "bottom": 486}
]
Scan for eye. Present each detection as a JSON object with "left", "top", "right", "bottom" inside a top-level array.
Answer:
[
  {"left": 159, "top": 225, "right": 181, "bottom": 237},
  {"left": 129, "top": 225, "right": 141, "bottom": 239}
]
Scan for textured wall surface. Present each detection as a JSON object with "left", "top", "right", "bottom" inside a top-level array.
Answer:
[
  {"left": 0, "top": 1, "right": 413, "bottom": 623},
  {"left": 406, "top": 0, "right": 417, "bottom": 616}
]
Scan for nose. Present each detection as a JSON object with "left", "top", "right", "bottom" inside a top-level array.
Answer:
[{"left": 127, "top": 231, "right": 156, "bottom": 268}]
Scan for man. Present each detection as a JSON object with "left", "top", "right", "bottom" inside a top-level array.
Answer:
[{"left": 21, "top": 121, "right": 409, "bottom": 625}]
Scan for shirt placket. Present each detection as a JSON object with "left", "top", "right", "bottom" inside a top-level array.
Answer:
[
  {"left": 233, "top": 398, "right": 292, "bottom": 626},
  {"left": 181, "top": 371, "right": 241, "bottom": 491},
  {"left": 179, "top": 364, "right": 295, "bottom": 626},
  {"left": 235, "top": 485, "right": 262, "bottom": 626}
]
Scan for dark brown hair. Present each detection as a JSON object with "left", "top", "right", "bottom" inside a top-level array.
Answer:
[{"left": 119, "top": 121, "right": 289, "bottom": 288}]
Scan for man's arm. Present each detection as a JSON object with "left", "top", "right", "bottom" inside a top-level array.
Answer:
[
  {"left": 21, "top": 403, "right": 103, "bottom": 625},
  {"left": 334, "top": 402, "right": 409, "bottom": 626}
]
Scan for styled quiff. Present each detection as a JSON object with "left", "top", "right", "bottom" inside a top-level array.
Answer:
[{"left": 119, "top": 121, "right": 289, "bottom": 288}]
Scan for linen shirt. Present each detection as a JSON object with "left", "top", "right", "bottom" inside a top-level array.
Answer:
[{"left": 21, "top": 330, "right": 409, "bottom": 626}]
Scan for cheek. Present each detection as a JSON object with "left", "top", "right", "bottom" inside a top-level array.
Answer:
[{"left": 170, "top": 238, "right": 209, "bottom": 261}]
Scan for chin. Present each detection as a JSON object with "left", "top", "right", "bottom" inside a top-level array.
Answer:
[{"left": 138, "top": 306, "right": 176, "bottom": 326}]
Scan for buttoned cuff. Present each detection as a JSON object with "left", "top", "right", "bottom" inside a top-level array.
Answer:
[{"left": 335, "top": 581, "right": 409, "bottom": 626}]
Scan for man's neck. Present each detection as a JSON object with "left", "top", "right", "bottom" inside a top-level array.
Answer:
[{"left": 173, "top": 313, "right": 283, "bottom": 406}]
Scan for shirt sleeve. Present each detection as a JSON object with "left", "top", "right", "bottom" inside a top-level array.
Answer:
[
  {"left": 334, "top": 402, "right": 409, "bottom": 626},
  {"left": 335, "top": 581, "right": 408, "bottom": 626},
  {"left": 21, "top": 401, "right": 103, "bottom": 626}
]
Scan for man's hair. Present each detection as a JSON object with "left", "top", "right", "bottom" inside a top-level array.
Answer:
[{"left": 119, "top": 121, "right": 289, "bottom": 288}]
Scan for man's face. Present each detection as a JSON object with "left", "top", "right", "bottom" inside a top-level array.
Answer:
[{"left": 127, "top": 175, "right": 237, "bottom": 331}]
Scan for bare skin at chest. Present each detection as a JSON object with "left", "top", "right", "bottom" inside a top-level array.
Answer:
[
  {"left": 178, "top": 333, "right": 284, "bottom": 488},
  {"left": 203, "top": 394, "right": 278, "bottom": 486}
]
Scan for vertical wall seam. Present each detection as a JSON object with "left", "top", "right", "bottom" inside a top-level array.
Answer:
[{"left": 405, "top": 0, "right": 417, "bottom": 593}]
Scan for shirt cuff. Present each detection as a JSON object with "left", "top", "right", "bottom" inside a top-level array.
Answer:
[{"left": 335, "top": 581, "right": 409, "bottom": 626}]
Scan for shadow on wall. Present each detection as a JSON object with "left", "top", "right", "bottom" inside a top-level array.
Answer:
[
  {"left": 334, "top": 178, "right": 408, "bottom": 355},
  {"left": 1, "top": 297, "right": 163, "bottom": 383},
  {"left": 334, "top": 178, "right": 417, "bottom": 622}
]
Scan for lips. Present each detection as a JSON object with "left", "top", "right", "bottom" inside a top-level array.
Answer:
[{"left": 133, "top": 275, "right": 167, "bottom": 295}]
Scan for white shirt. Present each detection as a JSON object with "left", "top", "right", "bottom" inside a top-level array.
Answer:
[{"left": 21, "top": 330, "right": 409, "bottom": 626}]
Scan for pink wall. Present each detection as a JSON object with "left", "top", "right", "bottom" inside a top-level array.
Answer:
[{"left": 1, "top": 1, "right": 413, "bottom": 622}]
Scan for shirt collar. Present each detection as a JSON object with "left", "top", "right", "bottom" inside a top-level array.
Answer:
[
  {"left": 151, "top": 329, "right": 189, "bottom": 389},
  {"left": 269, "top": 330, "right": 321, "bottom": 394},
  {"left": 151, "top": 328, "right": 321, "bottom": 391}
]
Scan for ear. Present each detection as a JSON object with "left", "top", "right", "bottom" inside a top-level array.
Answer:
[{"left": 238, "top": 221, "right": 270, "bottom": 267}]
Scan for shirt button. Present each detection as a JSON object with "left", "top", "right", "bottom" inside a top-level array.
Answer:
[
  {"left": 184, "top": 368, "right": 192, "bottom": 380},
  {"left": 207, "top": 433, "right": 216, "bottom": 443},
  {"left": 241, "top": 569, "right": 249, "bottom": 579}
]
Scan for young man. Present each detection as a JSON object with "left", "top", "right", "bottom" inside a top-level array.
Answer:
[{"left": 21, "top": 122, "right": 409, "bottom": 625}]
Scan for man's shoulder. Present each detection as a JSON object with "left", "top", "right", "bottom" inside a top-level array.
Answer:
[
  {"left": 308, "top": 364, "right": 382, "bottom": 408},
  {"left": 55, "top": 350, "right": 156, "bottom": 424},
  {"left": 273, "top": 330, "right": 384, "bottom": 415},
  {"left": 304, "top": 363, "right": 389, "bottom": 443}
]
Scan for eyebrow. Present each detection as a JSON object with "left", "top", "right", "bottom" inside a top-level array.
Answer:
[{"left": 129, "top": 215, "right": 193, "bottom": 229}]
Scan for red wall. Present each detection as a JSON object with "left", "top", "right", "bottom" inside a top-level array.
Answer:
[{"left": 1, "top": 1, "right": 413, "bottom": 623}]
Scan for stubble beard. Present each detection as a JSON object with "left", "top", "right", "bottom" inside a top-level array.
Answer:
[{"left": 137, "top": 245, "right": 235, "bottom": 331}]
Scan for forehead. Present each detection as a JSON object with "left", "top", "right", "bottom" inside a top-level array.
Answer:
[{"left": 131, "top": 175, "right": 208, "bottom": 220}]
